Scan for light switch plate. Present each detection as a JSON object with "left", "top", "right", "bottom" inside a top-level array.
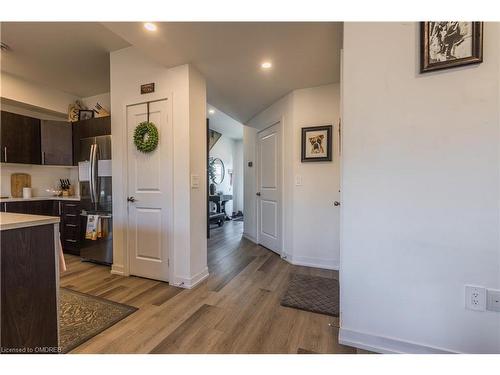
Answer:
[
  {"left": 190, "top": 174, "right": 200, "bottom": 189},
  {"left": 465, "top": 285, "right": 486, "bottom": 311},
  {"left": 295, "top": 175, "right": 302, "bottom": 186},
  {"left": 487, "top": 289, "right": 500, "bottom": 312}
]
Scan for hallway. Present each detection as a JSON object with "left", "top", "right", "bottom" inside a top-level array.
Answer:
[{"left": 60, "top": 220, "right": 351, "bottom": 353}]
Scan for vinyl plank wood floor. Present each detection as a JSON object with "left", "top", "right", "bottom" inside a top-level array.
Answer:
[{"left": 60, "top": 220, "right": 355, "bottom": 354}]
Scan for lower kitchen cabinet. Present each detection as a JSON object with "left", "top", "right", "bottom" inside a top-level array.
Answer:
[
  {"left": 58, "top": 201, "right": 82, "bottom": 255},
  {"left": 3, "top": 200, "right": 82, "bottom": 255},
  {"left": 1, "top": 222, "right": 59, "bottom": 352}
]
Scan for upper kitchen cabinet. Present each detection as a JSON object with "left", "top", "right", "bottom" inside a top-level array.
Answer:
[
  {"left": 41, "top": 120, "right": 73, "bottom": 166},
  {"left": 72, "top": 116, "right": 111, "bottom": 165},
  {"left": 1, "top": 111, "right": 41, "bottom": 164}
]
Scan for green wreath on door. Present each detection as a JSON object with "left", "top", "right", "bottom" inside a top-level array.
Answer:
[{"left": 133, "top": 121, "right": 159, "bottom": 153}]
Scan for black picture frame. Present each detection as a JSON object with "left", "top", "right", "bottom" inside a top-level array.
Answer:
[
  {"left": 78, "top": 109, "right": 95, "bottom": 121},
  {"left": 301, "top": 125, "right": 332, "bottom": 162},
  {"left": 420, "top": 22, "right": 483, "bottom": 73}
]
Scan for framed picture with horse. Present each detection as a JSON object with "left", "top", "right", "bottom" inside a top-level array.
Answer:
[{"left": 420, "top": 22, "right": 483, "bottom": 73}]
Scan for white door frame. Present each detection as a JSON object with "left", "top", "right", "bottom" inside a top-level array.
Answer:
[
  {"left": 255, "top": 118, "right": 285, "bottom": 255},
  {"left": 122, "top": 96, "right": 174, "bottom": 281}
]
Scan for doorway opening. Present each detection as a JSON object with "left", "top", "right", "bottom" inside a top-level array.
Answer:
[{"left": 206, "top": 106, "right": 245, "bottom": 271}]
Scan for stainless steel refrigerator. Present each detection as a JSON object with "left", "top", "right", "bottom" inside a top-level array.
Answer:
[{"left": 78, "top": 135, "right": 113, "bottom": 265}]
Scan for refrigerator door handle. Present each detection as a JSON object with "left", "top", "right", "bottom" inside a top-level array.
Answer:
[
  {"left": 89, "top": 144, "right": 96, "bottom": 203},
  {"left": 93, "top": 143, "right": 100, "bottom": 204}
]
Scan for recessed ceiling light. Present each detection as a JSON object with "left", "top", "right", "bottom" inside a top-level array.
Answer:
[
  {"left": 208, "top": 109, "right": 215, "bottom": 114},
  {"left": 144, "top": 23, "right": 157, "bottom": 32},
  {"left": 261, "top": 61, "right": 272, "bottom": 69}
]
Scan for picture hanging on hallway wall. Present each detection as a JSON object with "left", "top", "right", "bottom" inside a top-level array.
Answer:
[
  {"left": 301, "top": 125, "right": 332, "bottom": 162},
  {"left": 420, "top": 22, "right": 483, "bottom": 73}
]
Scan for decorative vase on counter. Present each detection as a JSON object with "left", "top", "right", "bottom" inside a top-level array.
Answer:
[
  {"left": 209, "top": 183, "right": 216, "bottom": 195},
  {"left": 22, "top": 187, "right": 32, "bottom": 199}
]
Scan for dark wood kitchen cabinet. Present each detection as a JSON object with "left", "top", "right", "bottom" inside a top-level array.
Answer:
[
  {"left": 1, "top": 223, "right": 59, "bottom": 352},
  {"left": 40, "top": 120, "right": 73, "bottom": 166},
  {"left": 1, "top": 111, "right": 41, "bottom": 164},
  {"left": 72, "top": 116, "right": 111, "bottom": 165},
  {"left": 58, "top": 201, "right": 82, "bottom": 255},
  {"left": 3, "top": 200, "right": 54, "bottom": 216},
  {"left": 2, "top": 199, "right": 82, "bottom": 255}
]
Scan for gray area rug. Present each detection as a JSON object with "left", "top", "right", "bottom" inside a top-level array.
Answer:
[
  {"left": 59, "top": 288, "right": 137, "bottom": 353},
  {"left": 281, "top": 274, "right": 339, "bottom": 317}
]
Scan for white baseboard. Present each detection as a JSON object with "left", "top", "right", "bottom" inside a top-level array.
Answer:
[
  {"left": 243, "top": 236, "right": 338, "bottom": 271},
  {"left": 242, "top": 232, "right": 258, "bottom": 244},
  {"left": 288, "top": 255, "right": 339, "bottom": 271},
  {"left": 339, "top": 328, "right": 458, "bottom": 354},
  {"left": 111, "top": 264, "right": 125, "bottom": 276},
  {"left": 173, "top": 267, "right": 209, "bottom": 289}
]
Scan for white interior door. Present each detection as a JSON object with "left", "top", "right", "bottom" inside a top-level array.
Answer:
[
  {"left": 257, "top": 122, "right": 282, "bottom": 253},
  {"left": 127, "top": 100, "right": 172, "bottom": 282}
]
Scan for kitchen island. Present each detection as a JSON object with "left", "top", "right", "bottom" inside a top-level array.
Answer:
[{"left": 0, "top": 212, "right": 60, "bottom": 354}]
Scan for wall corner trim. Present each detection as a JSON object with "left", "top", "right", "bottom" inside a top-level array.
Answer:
[
  {"left": 339, "top": 328, "right": 460, "bottom": 354},
  {"left": 111, "top": 264, "right": 126, "bottom": 276},
  {"left": 175, "top": 267, "right": 209, "bottom": 289},
  {"left": 288, "top": 255, "right": 339, "bottom": 270},
  {"left": 242, "top": 233, "right": 258, "bottom": 244}
]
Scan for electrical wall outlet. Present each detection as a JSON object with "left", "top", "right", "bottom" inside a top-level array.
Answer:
[
  {"left": 487, "top": 289, "right": 500, "bottom": 312},
  {"left": 465, "top": 285, "right": 486, "bottom": 311}
]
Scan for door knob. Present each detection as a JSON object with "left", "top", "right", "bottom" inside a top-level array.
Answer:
[
  {"left": 127, "top": 196, "right": 136, "bottom": 202},
  {"left": 334, "top": 201, "right": 340, "bottom": 206},
  {"left": 256, "top": 192, "right": 261, "bottom": 196}
]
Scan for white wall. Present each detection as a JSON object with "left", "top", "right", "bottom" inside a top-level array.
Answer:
[
  {"left": 81, "top": 92, "right": 111, "bottom": 113},
  {"left": 340, "top": 22, "right": 500, "bottom": 354},
  {"left": 188, "top": 65, "right": 208, "bottom": 284},
  {"left": 110, "top": 47, "right": 207, "bottom": 288},
  {"left": 1, "top": 99, "right": 67, "bottom": 121},
  {"left": 1, "top": 164, "right": 78, "bottom": 198},
  {"left": 292, "top": 85, "right": 341, "bottom": 268},
  {"left": 0, "top": 71, "right": 79, "bottom": 115},
  {"left": 243, "top": 125, "right": 258, "bottom": 242},
  {"left": 244, "top": 83, "right": 341, "bottom": 269}
]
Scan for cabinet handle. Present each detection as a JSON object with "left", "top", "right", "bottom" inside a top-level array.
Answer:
[
  {"left": 65, "top": 214, "right": 77, "bottom": 217},
  {"left": 42, "top": 151, "right": 45, "bottom": 164},
  {"left": 65, "top": 204, "right": 77, "bottom": 207},
  {"left": 3, "top": 146, "right": 7, "bottom": 163},
  {"left": 65, "top": 239, "right": 77, "bottom": 243},
  {"left": 58, "top": 202, "right": 61, "bottom": 215},
  {"left": 65, "top": 224, "right": 78, "bottom": 227}
]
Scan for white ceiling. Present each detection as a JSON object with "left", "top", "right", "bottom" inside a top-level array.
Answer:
[
  {"left": 103, "top": 22, "right": 342, "bottom": 123},
  {"left": 0, "top": 22, "right": 342, "bottom": 122},
  {"left": 0, "top": 22, "right": 130, "bottom": 97},
  {"left": 208, "top": 104, "right": 243, "bottom": 140}
]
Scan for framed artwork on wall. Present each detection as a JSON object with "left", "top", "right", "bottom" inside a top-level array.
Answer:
[
  {"left": 78, "top": 109, "right": 95, "bottom": 121},
  {"left": 420, "top": 22, "right": 483, "bottom": 73},
  {"left": 301, "top": 125, "right": 332, "bottom": 162}
]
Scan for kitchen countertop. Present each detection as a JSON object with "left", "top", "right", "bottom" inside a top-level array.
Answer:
[
  {"left": 0, "top": 212, "right": 60, "bottom": 231},
  {"left": 0, "top": 196, "right": 80, "bottom": 203}
]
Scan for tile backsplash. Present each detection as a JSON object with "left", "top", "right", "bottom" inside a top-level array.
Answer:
[{"left": 1, "top": 164, "right": 79, "bottom": 198}]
